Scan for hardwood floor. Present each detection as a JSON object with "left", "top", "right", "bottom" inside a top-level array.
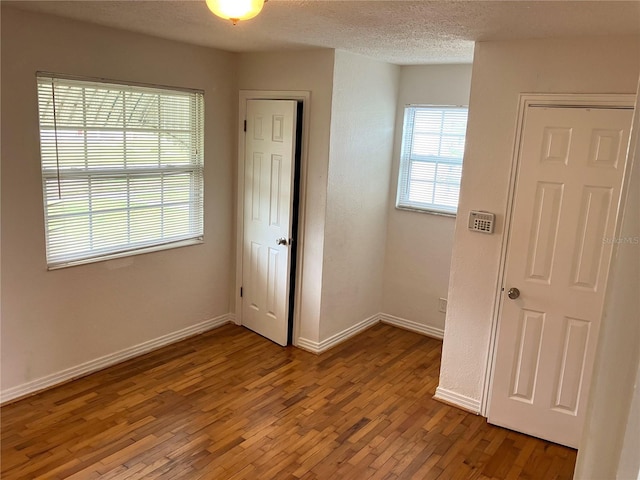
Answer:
[{"left": 1, "top": 323, "right": 577, "bottom": 479}]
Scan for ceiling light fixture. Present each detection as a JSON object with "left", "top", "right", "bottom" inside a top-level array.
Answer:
[{"left": 205, "top": 0, "right": 266, "bottom": 25}]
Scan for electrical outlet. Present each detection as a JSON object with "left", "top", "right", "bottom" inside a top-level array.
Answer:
[{"left": 438, "top": 298, "right": 448, "bottom": 313}]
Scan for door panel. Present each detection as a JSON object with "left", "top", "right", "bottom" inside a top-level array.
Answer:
[
  {"left": 553, "top": 316, "right": 590, "bottom": 414},
  {"left": 510, "top": 308, "right": 545, "bottom": 403},
  {"left": 488, "top": 106, "right": 633, "bottom": 448},
  {"left": 242, "top": 100, "right": 297, "bottom": 346},
  {"left": 571, "top": 186, "right": 613, "bottom": 290},
  {"left": 526, "top": 181, "right": 563, "bottom": 283}
]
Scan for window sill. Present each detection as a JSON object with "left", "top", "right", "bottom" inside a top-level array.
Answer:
[
  {"left": 47, "top": 238, "right": 204, "bottom": 270},
  {"left": 395, "top": 205, "right": 457, "bottom": 218}
]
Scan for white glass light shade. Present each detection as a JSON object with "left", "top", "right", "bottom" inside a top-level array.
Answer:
[{"left": 205, "top": 0, "right": 265, "bottom": 24}]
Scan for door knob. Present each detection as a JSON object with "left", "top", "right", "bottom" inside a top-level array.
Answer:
[
  {"left": 507, "top": 287, "right": 520, "bottom": 300},
  {"left": 276, "top": 237, "right": 288, "bottom": 246}
]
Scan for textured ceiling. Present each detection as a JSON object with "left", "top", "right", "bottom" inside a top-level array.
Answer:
[{"left": 6, "top": 1, "right": 640, "bottom": 65}]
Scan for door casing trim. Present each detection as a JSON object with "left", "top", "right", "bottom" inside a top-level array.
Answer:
[
  {"left": 481, "top": 93, "right": 637, "bottom": 417},
  {"left": 236, "top": 91, "right": 311, "bottom": 347}
]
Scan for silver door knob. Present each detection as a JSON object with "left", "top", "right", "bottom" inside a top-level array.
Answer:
[
  {"left": 276, "top": 237, "right": 288, "bottom": 246},
  {"left": 507, "top": 287, "right": 520, "bottom": 300}
]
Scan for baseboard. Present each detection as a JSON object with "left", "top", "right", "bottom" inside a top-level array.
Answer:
[
  {"left": 6, "top": 311, "right": 445, "bottom": 402},
  {"left": 379, "top": 313, "right": 445, "bottom": 340},
  {"left": 297, "top": 312, "right": 445, "bottom": 354},
  {"left": 1, "top": 314, "right": 232, "bottom": 405},
  {"left": 434, "top": 386, "right": 482, "bottom": 414},
  {"left": 297, "top": 313, "right": 380, "bottom": 354}
]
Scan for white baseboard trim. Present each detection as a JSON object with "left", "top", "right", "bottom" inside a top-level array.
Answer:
[
  {"left": 297, "top": 312, "right": 445, "bottom": 354},
  {"left": 434, "top": 386, "right": 482, "bottom": 414},
  {"left": 3, "top": 311, "right": 446, "bottom": 403},
  {"left": 297, "top": 313, "right": 380, "bottom": 354},
  {"left": 295, "top": 337, "right": 320, "bottom": 353},
  {"left": 379, "top": 313, "right": 444, "bottom": 340},
  {"left": 1, "top": 314, "right": 232, "bottom": 405}
]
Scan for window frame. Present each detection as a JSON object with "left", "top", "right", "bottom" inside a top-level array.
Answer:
[
  {"left": 396, "top": 104, "right": 468, "bottom": 216},
  {"left": 36, "top": 72, "right": 205, "bottom": 270}
]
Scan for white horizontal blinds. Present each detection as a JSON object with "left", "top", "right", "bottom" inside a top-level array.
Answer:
[
  {"left": 397, "top": 106, "right": 468, "bottom": 214},
  {"left": 37, "top": 75, "right": 204, "bottom": 267}
]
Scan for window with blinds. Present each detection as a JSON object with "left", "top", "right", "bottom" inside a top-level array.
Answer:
[
  {"left": 36, "top": 74, "right": 205, "bottom": 269},
  {"left": 396, "top": 106, "right": 468, "bottom": 215}
]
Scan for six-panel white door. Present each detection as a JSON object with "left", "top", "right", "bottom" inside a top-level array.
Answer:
[
  {"left": 488, "top": 106, "right": 633, "bottom": 448},
  {"left": 242, "top": 99, "right": 298, "bottom": 346}
]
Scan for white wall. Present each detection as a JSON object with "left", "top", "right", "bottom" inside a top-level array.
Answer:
[
  {"left": 319, "top": 51, "right": 399, "bottom": 340},
  {"left": 238, "top": 50, "right": 399, "bottom": 345},
  {"left": 237, "top": 50, "right": 335, "bottom": 343},
  {"left": 618, "top": 364, "right": 640, "bottom": 480},
  {"left": 0, "top": 8, "right": 237, "bottom": 393},
  {"left": 382, "top": 65, "right": 472, "bottom": 334},
  {"left": 439, "top": 36, "right": 640, "bottom": 406},
  {"left": 575, "top": 84, "right": 640, "bottom": 480}
]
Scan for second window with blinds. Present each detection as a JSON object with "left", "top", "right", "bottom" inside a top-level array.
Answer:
[{"left": 396, "top": 105, "right": 468, "bottom": 215}]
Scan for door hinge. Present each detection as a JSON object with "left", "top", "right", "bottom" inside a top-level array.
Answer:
[
  {"left": 240, "top": 287, "right": 243, "bottom": 297},
  {"left": 243, "top": 120, "right": 247, "bottom": 132}
]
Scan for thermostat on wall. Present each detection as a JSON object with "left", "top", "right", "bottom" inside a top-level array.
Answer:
[{"left": 468, "top": 210, "right": 495, "bottom": 234}]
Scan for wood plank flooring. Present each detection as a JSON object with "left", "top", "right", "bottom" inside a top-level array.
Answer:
[{"left": 1, "top": 323, "right": 577, "bottom": 479}]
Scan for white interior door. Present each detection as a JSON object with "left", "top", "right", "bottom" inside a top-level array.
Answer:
[
  {"left": 242, "top": 99, "right": 298, "bottom": 346},
  {"left": 488, "top": 105, "right": 633, "bottom": 448}
]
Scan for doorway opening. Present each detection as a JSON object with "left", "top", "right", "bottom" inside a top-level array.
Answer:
[{"left": 287, "top": 101, "right": 304, "bottom": 345}]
